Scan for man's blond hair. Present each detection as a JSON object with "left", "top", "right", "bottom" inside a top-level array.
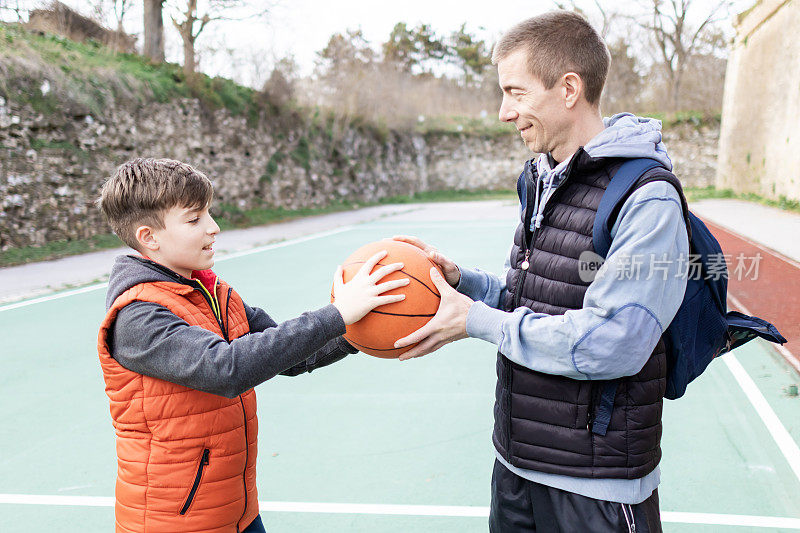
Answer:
[
  {"left": 98, "top": 158, "right": 213, "bottom": 251},
  {"left": 492, "top": 11, "right": 610, "bottom": 105}
]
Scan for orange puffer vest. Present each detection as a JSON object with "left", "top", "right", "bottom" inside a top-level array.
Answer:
[{"left": 97, "top": 279, "right": 259, "bottom": 533}]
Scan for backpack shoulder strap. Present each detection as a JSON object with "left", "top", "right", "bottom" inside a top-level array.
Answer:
[
  {"left": 593, "top": 158, "right": 688, "bottom": 258},
  {"left": 590, "top": 158, "right": 687, "bottom": 436}
]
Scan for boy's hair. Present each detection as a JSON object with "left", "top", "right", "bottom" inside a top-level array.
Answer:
[
  {"left": 98, "top": 158, "right": 213, "bottom": 251},
  {"left": 492, "top": 11, "right": 610, "bottom": 106}
]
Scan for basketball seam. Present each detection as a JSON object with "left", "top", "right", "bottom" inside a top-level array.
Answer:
[
  {"left": 343, "top": 336, "right": 410, "bottom": 352},
  {"left": 371, "top": 310, "right": 436, "bottom": 317},
  {"left": 341, "top": 261, "right": 442, "bottom": 298}
]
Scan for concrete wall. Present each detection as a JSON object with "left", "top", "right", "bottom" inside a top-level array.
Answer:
[
  {"left": 0, "top": 97, "right": 720, "bottom": 251},
  {"left": 716, "top": 0, "right": 800, "bottom": 200}
]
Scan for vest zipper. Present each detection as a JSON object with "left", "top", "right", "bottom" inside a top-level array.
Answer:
[
  {"left": 180, "top": 448, "right": 210, "bottom": 515},
  {"left": 507, "top": 158, "right": 574, "bottom": 460},
  {"left": 224, "top": 287, "right": 233, "bottom": 342},
  {"left": 237, "top": 396, "right": 249, "bottom": 532},
  {"left": 194, "top": 279, "right": 229, "bottom": 342}
]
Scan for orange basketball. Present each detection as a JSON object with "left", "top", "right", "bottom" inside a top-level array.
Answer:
[{"left": 333, "top": 239, "right": 442, "bottom": 358}]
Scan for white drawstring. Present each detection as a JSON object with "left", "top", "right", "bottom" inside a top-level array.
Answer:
[
  {"left": 530, "top": 171, "right": 557, "bottom": 231},
  {"left": 620, "top": 503, "right": 636, "bottom": 533}
]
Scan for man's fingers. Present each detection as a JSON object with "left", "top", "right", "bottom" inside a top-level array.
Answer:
[
  {"left": 430, "top": 250, "right": 455, "bottom": 268},
  {"left": 369, "top": 262, "right": 404, "bottom": 282},
  {"left": 392, "top": 235, "right": 433, "bottom": 253},
  {"left": 428, "top": 267, "right": 450, "bottom": 291},
  {"left": 394, "top": 322, "right": 434, "bottom": 348},
  {"left": 398, "top": 338, "right": 440, "bottom": 361}
]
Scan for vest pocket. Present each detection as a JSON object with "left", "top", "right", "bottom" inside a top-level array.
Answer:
[{"left": 180, "top": 448, "right": 210, "bottom": 515}]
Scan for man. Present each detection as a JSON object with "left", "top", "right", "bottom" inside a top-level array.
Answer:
[{"left": 394, "top": 11, "right": 689, "bottom": 532}]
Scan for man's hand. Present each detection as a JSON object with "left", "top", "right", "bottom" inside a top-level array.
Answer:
[
  {"left": 332, "top": 251, "right": 408, "bottom": 325},
  {"left": 394, "top": 267, "right": 474, "bottom": 361},
  {"left": 393, "top": 235, "right": 461, "bottom": 287}
]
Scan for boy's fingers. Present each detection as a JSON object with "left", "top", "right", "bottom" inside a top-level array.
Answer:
[
  {"left": 375, "top": 278, "right": 409, "bottom": 294},
  {"left": 376, "top": 294, "right": 405, "bottom": 305},
  {"left": 370, "top": 262, "right": 404, "bottom": 281},
  {"left": 333, "top": 265, "right": 344, "bottom": 288},
  {"left": 360, "top": 250, "right": 388, "bottom": 275}
]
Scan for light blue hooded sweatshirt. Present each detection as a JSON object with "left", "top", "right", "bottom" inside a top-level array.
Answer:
[{"left": 457, "top": 113, "right": 690, "bottom": 504}]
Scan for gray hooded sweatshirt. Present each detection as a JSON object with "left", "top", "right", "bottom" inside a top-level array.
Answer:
[{"left": 106, "top": 255, "right": 356, "bottom": 399}]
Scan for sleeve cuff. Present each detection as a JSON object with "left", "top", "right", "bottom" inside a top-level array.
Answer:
[
  {"left": 313, "top": 304, "right": 348, "bottom": 338},
  {"left": 466, "top": 301, "right": 506, "bottom": 345},
  {"left": 456, "top": 267, "right": 487, "bottom": 300}
]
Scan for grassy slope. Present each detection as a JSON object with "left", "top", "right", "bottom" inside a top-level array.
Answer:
[{"left": 0, "top": 22, "right": 257, "bottom": 119}]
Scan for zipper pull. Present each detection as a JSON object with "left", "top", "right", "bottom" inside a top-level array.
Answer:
[{"left": 521, "top": 250, "right": 531, "bottom": 270}]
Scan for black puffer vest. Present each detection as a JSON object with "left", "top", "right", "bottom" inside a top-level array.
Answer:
[{"left": 493, "top": 149, "right": 667, "bottom": 479}]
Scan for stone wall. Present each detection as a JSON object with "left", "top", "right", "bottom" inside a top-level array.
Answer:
[
  {"left": 717, "top": 0, "right": 800, "bottom": 200},
  {"left": 0, "top": 95, "right": 718, "bottom": 250}
]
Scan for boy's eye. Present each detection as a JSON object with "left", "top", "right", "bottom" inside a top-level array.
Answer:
[{"left": 188, "top": 218, "right": 199, "bottom": 224}]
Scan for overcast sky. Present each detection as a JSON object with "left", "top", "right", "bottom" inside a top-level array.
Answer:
[{"left": 13, "top": 0, "right": 754, "bottom": 87}]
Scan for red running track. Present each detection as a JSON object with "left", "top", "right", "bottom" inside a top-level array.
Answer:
[{"left": 703, "top": 219, "right": 800, "bottom": 374}]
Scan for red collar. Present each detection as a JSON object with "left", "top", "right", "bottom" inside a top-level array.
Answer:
[
  {"left": 140, "top": 254, "right": 217, "bottom": 293},
  {"left": 191, "top": 269, "right": 217, "bottom": 294}
]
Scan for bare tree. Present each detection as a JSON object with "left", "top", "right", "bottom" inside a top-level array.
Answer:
[
  {"left": 0, "top": 0, "right": 28, "bottom": 22},
  {"left": 143, "top": 0, "right": 165, "bottom": 62},
  {"left": 90, "top": 0, "right": 135, "bottom": 51},
  {"left": 635, "top": 0, "right": 732, "bottom": 111},
  {"left": 168, "top": 0, "right": 271, "bottom": 76}
]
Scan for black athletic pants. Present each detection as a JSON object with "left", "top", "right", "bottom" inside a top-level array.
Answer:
[{"left": 489, "top": 460, "right": 662, "bottom": 533}]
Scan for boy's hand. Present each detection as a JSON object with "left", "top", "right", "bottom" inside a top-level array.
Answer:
[
  {"left": 332, "top": 250, "right": 409, "bottom": 325},
  {"left": 393, "top": 235, "right": 461, "bottom": 287}
]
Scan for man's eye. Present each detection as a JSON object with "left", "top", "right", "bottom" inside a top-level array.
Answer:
[{"left": 189, "top": 218, "right": 199, "bottom": 224}]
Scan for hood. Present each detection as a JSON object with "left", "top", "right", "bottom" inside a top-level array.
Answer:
[
  {"left": 105, "top": 255, "right": 189, "bottom": 310},
  {"left": 527, "top": 113, "right": 672, "bottom": 232},
  {"left": 583, "top": 112, "right": 672, "bottom": 170}
]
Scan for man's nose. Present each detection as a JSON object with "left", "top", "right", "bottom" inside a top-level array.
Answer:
[{"left": 498, "top": 97, "right": 517, "bottom": 122}]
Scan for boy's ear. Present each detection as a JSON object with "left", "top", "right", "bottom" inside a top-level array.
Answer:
[
  {"left": 562, "top": 72, "right": 582, "bottom": 109},
  {"left": 135, "top": 225, "right": 160, "bottom": 252}
]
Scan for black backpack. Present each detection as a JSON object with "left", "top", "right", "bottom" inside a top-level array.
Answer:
[{"left": 589, "top": 158, "right": 786, "bottom": 436}]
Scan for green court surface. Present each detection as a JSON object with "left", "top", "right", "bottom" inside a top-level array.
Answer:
[{"left": 2, "top": 206, "right": 800, "bottom": 532}]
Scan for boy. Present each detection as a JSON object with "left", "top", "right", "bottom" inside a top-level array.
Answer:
[{"left": 97, "top": 158, "right": 407, "bottom": 532}]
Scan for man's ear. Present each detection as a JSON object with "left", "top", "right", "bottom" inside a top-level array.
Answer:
[
  {"left": 562, "top": 72, "right": 583, "bottom": 109},
  {"left": 135, "top": 225, "right": 159, "bottom": 252}
]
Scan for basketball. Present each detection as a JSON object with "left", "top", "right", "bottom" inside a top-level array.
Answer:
[{"left": 334, "top": 239, "right": 442, "bottom": 358}]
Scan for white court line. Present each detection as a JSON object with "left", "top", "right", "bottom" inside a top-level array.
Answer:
[
  {"left": 722, "top": 353, "right": 800, "bottom": 484},
  {"left": 724, "top": 293, "right": 800, "bottom": 485},
  {"left": 0, "top": 227, "right": 355, "bottom": 314},
  {"left": 2, "top": 495, "right": 800, "bottom": 528}
]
